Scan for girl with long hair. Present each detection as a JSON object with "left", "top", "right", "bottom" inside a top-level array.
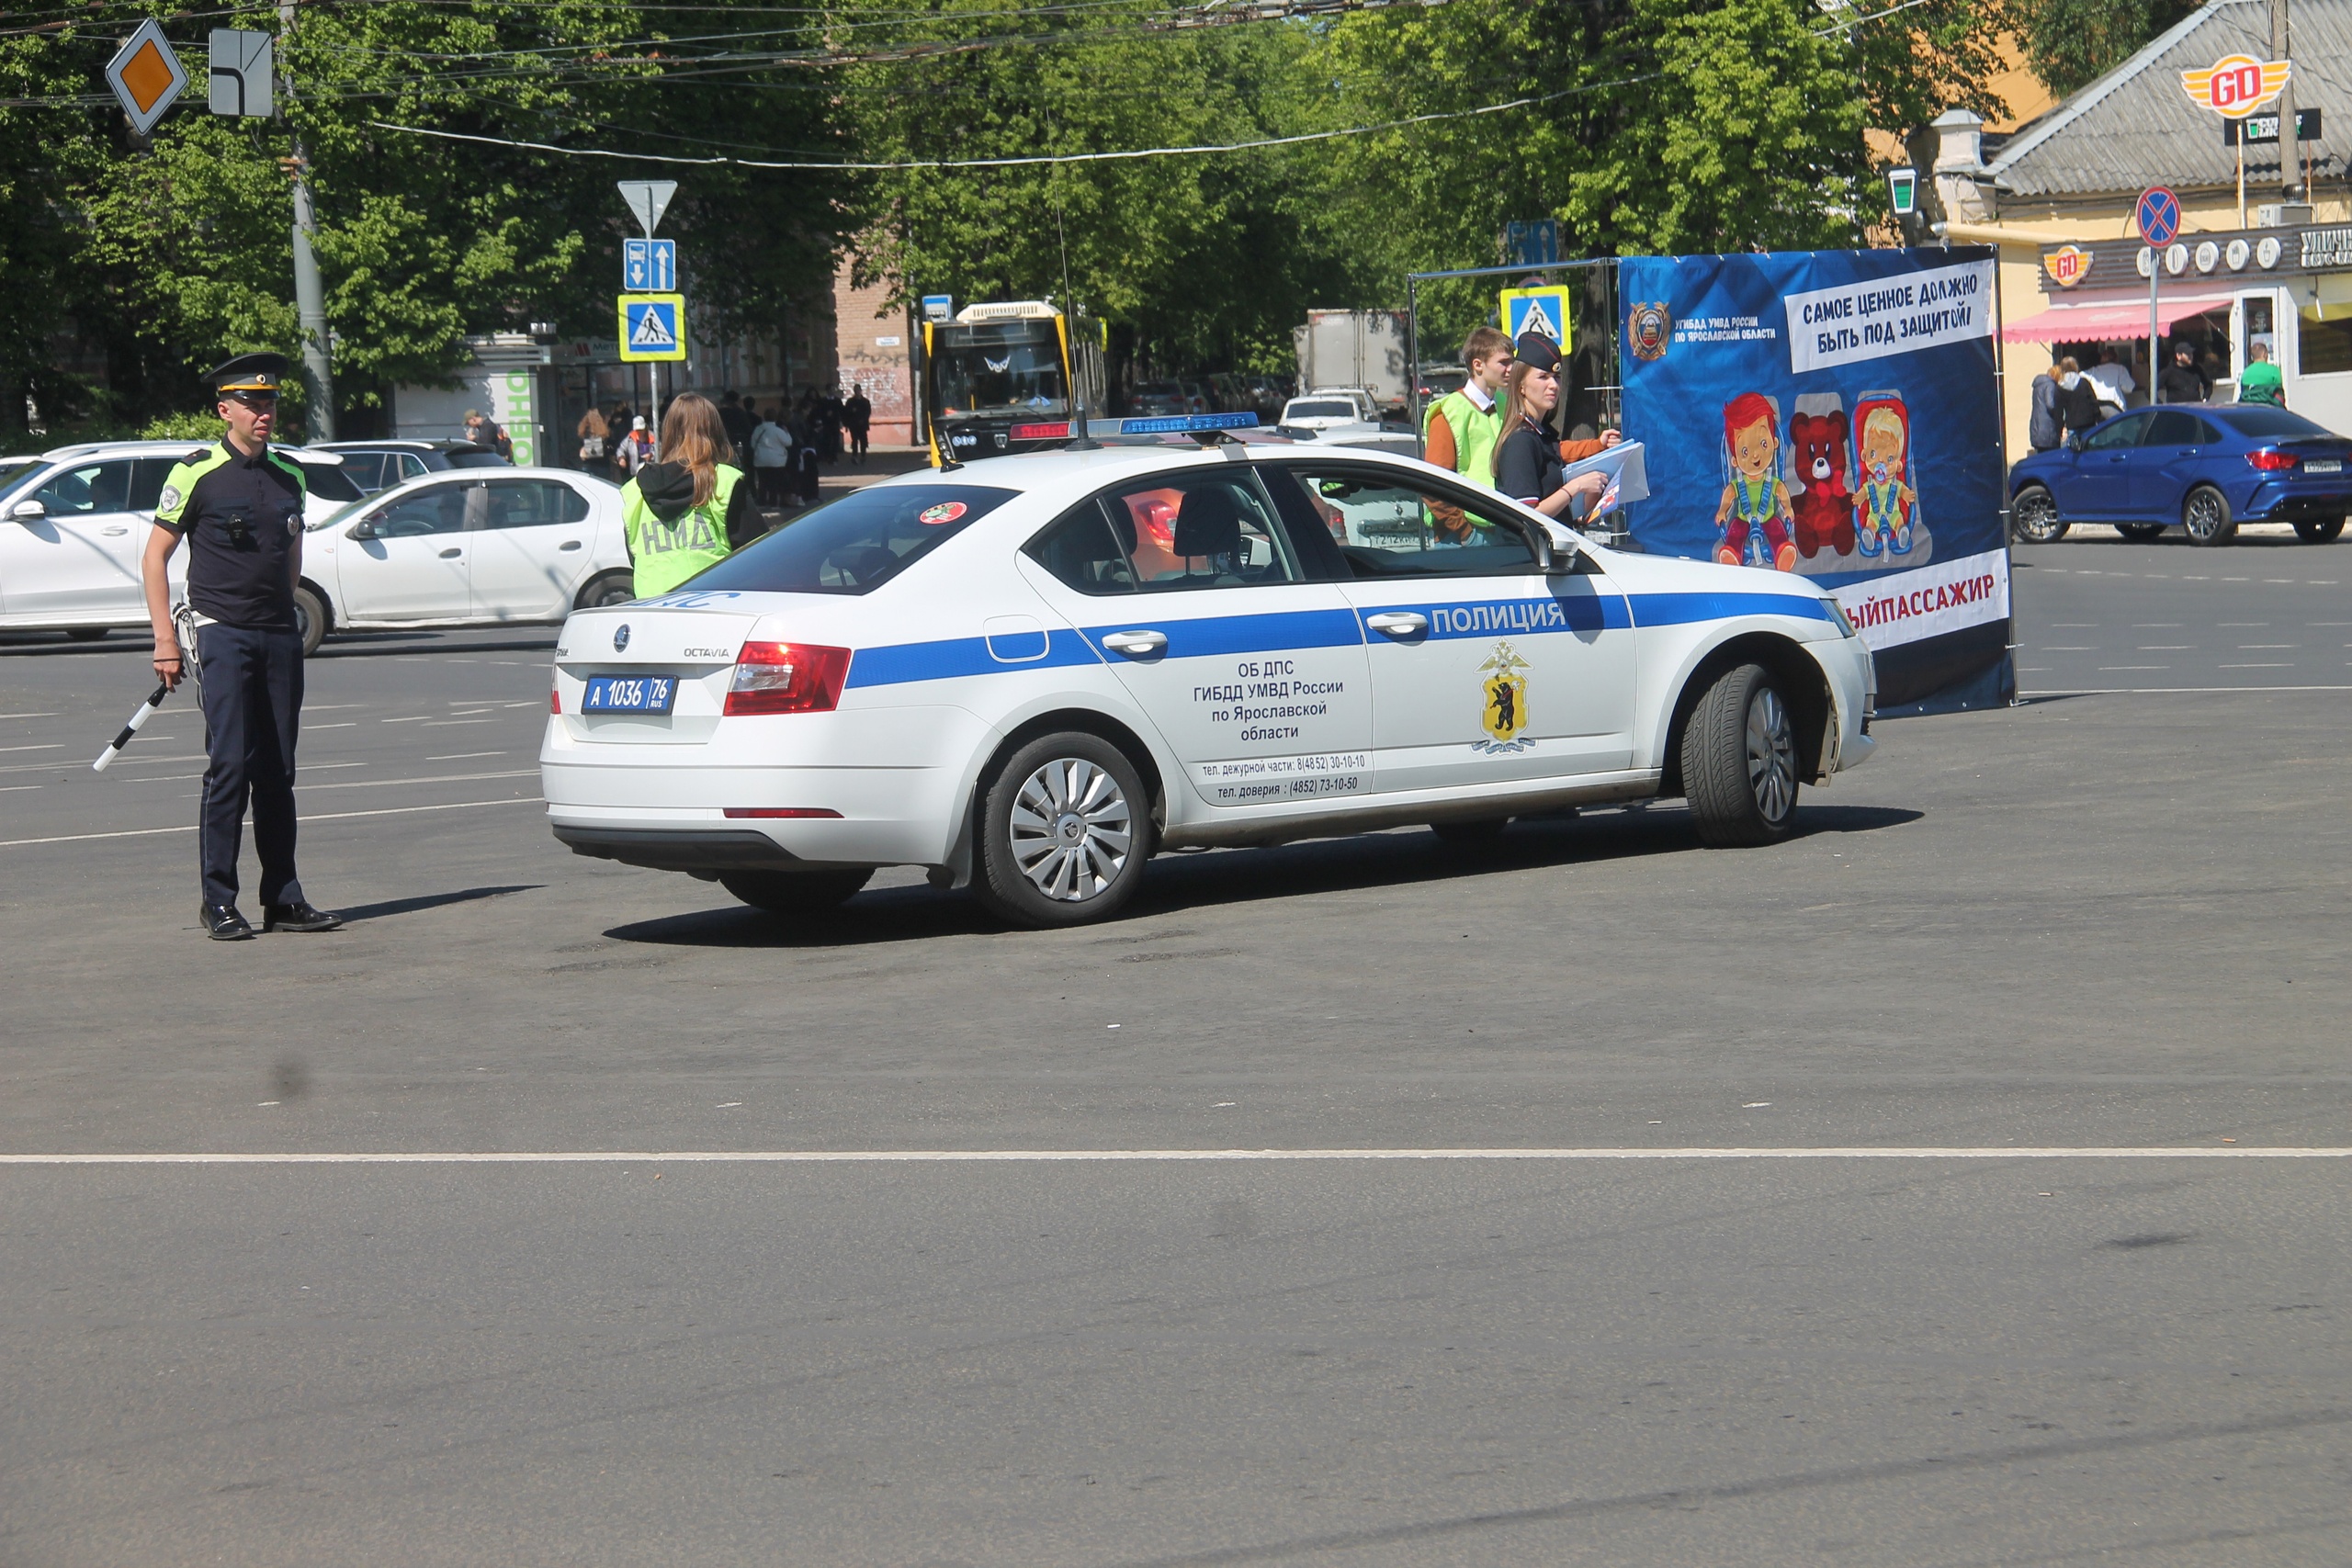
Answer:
[
  {"left": 1492, "top": 333, "right": 1607, "bottom": 524},
  {"left": 617, "top": 391, "right": 761, "bottom": 598}
]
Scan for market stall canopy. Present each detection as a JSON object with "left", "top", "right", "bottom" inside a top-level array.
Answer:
[{"left": 2001, "top": 286, "right": 2239, "bottom": 342}]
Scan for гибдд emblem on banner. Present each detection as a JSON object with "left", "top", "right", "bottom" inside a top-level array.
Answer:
[
  {"left": 1627, "top": 301, "right": 1671, "bottom": 360},
  {"left": 1474, "top": 641, "right": 1534, "bottom": 754}
]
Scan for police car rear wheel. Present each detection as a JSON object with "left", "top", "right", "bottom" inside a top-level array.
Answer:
[
  {"left": 1683, "top": 663, "right": 1799, "bottom": 848},
  {"left": 293, "top": 584, "right": 328, "bottom": 657},
  {"left": 719, "top": 869, "right": 872, "bottom": 919},
  {"left": 977, "top": 733, "right": 1153, "bottom": 928}
]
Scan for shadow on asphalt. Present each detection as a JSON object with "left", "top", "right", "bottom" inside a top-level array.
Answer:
[
  {"left": 313, "top": 633, "right": 557, "bottom": 659},
  {"left": 605, "top": 804, "right": 1925, "bottom": 949},
  {"left": 335, "top": 883, "right": 543, "bottom": 923}
]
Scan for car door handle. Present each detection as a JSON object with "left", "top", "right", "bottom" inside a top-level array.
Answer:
[
  {"left": 100, "top": 526, "right": 129, "bottom": 536},
  {"left": 559, "top": 540, "right": 582, "bottom": 550},
  {"left": 438, "top": 547, "right": 463, "bottom": 558},
  {"left": 1365, "top": 612, "right": 1429, "bottom": 637},
  {"left": 1101, "top": 630, "right": 1167, "bottom": 657}
]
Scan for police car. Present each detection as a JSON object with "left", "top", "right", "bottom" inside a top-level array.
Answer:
[{"left": 542, "top": 438, "right": 1876, "bottom": 927}]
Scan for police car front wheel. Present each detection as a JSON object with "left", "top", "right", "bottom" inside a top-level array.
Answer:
[
  {"left": 977, "top": 732, "right": 1155, "bottom": 928},
  {"left": 1683, "top": 662, "right": 1800, "bottom": 848}
]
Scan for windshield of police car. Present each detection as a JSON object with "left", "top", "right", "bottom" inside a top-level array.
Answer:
[{"left": 681, "top": 484, "right": 1016, "bottom": 595}]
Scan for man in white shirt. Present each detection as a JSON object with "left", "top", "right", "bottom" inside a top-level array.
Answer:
[{"left": 2082, "top": 345, "right": 2137, "bottom": 412}]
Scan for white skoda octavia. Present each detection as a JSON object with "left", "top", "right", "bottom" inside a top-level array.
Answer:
[{"left": 541, "top": 441, "right": 1876, "bottom": 927}]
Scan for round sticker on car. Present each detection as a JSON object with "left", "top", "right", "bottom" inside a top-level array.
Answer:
[{"left": 918, "top": 501, "right": 967, "bottom": 525}]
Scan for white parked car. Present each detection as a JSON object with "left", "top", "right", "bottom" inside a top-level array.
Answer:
[
  {"left": 1279, "top": 391, "right": 1381, "bottom": 434},
  {"left": 0, "top": 439, "right": 363, "bottom": 640},
  {"left": 542, "top": 441, "right": 1876, "bottom": 928},
  {"left": 298, "top": 467, "right": 632, "bottom": 654}
]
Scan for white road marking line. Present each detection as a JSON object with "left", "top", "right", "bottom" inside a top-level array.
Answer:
[
  {"left": 310, "top": 722, "right": 356, "bottom": 729},
  {"left": 427, "top": 751, "right": 506, "bottom": 761},
  {"left": 0, "top": 796, "right": 540, "bottom": 849},
  {"left": 2238, "top": 644, "right": 2297, "bottom": 649},
  {"left": 0, "top": 712, "right": 59, "bottom": 720},
  {"left": 0, "top": 1146, "right": 2345, "bottom": 1166},
  {"left": 2135, "top": 646, "right": 2191, "bottom": 650},
  {"left": 2221, "top": 662, "right": 2293, "bottom": 669},
  {"left": 380, "top": 716, "right": 431, "bottom": 724},
  {"left": 0, "top": 743, "right": 62, "bottom": 754},
  {"left": 422, "top": 719, "right": 497, "bottom": 727},
  {"left": 2098, "top": 665, "right": 2166, "bottom": 671},
  {"left": 0, "top": 784, "right": 40, "bottom": 793}
]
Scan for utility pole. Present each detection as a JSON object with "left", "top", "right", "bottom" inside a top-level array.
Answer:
[
  {"left": 2272, "top": 0, "right": 2298, "bottom": 200},
  {"left": 278, "top": 0, "right": 334, "bottom": 439}
]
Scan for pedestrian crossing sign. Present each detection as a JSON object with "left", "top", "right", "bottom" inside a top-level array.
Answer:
[
  {"left": 617, "top": 293, "right": 687, "bottom": 362},
  {"left": 1498, "top": 286, "right": 1574, "bottom": 348}
]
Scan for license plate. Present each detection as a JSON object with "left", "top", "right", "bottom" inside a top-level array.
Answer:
[
  {"left": 581, "top": 674, "right": 678, "bottom": 715},
  {"left": 2304, "top": 458, "right": 2342, "bottom": 473}
]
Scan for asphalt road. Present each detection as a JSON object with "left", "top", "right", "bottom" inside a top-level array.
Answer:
[{"left": 3, "top": 544, "right": 2349, "bottom": 1565}]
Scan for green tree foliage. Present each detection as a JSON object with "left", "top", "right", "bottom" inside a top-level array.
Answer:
[
  {"left": 6, "top": 1, "right": 850, "bottom": 434},
  {"left": 2014, "top": 0, "right": 2200, "bottom": 97}
]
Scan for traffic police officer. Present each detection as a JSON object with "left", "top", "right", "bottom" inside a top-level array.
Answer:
[{"left": 140, "top": 353, "right": 342, "bottom": 940}]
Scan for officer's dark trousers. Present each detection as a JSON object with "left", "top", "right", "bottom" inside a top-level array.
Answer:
[{"left": 195, "top": 623, "right": 306, "bottom": 909}]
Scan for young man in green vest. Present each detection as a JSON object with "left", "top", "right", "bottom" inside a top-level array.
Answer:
[{"left": 1423, "top": 325, "right": 1512, "bottom": 487}]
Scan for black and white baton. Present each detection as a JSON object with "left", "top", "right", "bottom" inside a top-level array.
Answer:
[{"left": 93, "top": 682, "right": 172, "bottom": 773}]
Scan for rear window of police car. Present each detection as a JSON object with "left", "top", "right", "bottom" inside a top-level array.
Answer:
[{"left": 684, "top": 484, "right": 1016, "bottom": 595}]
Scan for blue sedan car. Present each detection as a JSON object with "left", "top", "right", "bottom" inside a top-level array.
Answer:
[{"left": 2010, "top": 403, "right": 2352, "bottom": 547}]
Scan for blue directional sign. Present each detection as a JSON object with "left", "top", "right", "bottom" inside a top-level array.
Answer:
[
  {"left": 624, "top": 238, "right": 676, "bottom": 293},
  {"left": 617, "top": 292, "right": 686, "bottom": 362},
  {"left": 2134, "top": 186, "right": 2181, "bottom": 248}
]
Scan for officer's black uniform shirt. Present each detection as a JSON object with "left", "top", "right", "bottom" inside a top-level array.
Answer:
[
  {"left": 1494, "top": 417, "right": 1566, "bottom": 504},
  {"left": 155, "top": 442, "right": 305, "bottom": 630}
]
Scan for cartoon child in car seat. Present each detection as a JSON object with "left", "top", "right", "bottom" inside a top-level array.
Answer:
[
  {"left": 1714, "top": 391, "right": 1797, "bottom": 572},
  {"left": 1850, "top": 395, "right": 1917, "bottom": 558}
]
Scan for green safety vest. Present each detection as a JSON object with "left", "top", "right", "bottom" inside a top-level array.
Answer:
[
  {"left": 1425, "top": 389, "right": 1505, "bottom": 487},
  {"left": 622, "top": 464, "right": 741, "bottom": 597}
]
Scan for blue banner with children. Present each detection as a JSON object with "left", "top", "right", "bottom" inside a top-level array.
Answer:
[{"left": 1619, "top": 247, "right": 2012, "bottom": 713}]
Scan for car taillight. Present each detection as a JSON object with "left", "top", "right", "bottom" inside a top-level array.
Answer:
[
  {"left": 2246, "top": 448, "right": 2298, "bottom": 470},
  {"left": 724, "top": 641, "right": 851, "bottom": 716},
  {"left": 550, "top": 680, "right": 560, "bottom": 715}
]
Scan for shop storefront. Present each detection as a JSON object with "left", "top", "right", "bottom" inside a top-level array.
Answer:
[{"left": 2004, "top": 223, "right": 2352, "bottom": 428}]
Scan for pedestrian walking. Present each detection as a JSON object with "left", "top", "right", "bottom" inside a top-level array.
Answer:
[
  {"left": 795, "top": 421, "right": 823, "bottom": 505},
  {"left": 618, "top": 414, "right": 655, "bottom": 477},
  {"left": 2057, "top": 357, "right": 2103, "bottom": 447},
  {"left": 749, "top": 406, "right": 795, "bottom": 506},
  {"left": 2028, "top": 357, "right": 2064, "bottom": 453},
  {"left": 463, "top": 407, "right": 512, "bottom": 459},
  {"left": 617, "top": 391, "right": 760, "bottom": 598},
  {"left": 2238, "top": 340, "right": 2286, "bottom": 408},
  {"left": 718, "top": 389, "right": 755, "bottom": 453},
  {"left": 577, "top": 404, "right": 609, "bottom": 469},
  {"left": 139, "top": 353, "right": 342, "bottom": 940},
  {"left": 842, "top": 387, "right": 872, "bottom": 464},
  {"left": 2083, "top": 344, "right": 2137, "bottom": 412},
  {"left": 2157, "top": 341, "right": 2211, "bottom": 404}
]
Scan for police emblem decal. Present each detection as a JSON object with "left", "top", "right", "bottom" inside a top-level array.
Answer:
[
  {"left": 1627, "top": 301, "right": 1672, "bottom": 361},
  {"left": 1473, "top": 641, "right": 1535, "bottom": 754},
  {"left": 613, "top": 624, "right": 630, "bottom": 652}
]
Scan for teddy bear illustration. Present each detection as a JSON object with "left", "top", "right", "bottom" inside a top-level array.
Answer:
[
  {"left": 1713, "top": 391, "right": 1797, "bottom": 572},
  {"left": 1850, "top": 394, "right": 1918, "bottom": 558},
  {"left": 1788, "top": 406, "right": 1855, "bottom": 558}
]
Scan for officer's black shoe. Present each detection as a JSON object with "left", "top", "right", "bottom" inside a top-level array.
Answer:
[
  {"left": 264, "top": 901, "right": 344, "bottom": 933},
  {"left": 202, "top": 903, "right": 254, "bottom": 941}
]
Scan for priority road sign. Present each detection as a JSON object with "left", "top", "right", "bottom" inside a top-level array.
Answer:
[
  {"left": 618, "top": 293, "right": 686, "bottom": 362},
  {"left": 106, "top": 19, "right": 187, "bottom": 137},
  {"left": 624, "top": 238, "right": 676, "bottom": 293},
  {"left": 207, "top": 29, "right": 272, "bottom": 118},
  {"left": 2135, "top": 186, "right": 2181, "bottom": 248},
  {"left": 1498, "top": 286, "right": 1573, "bottom": 346}
]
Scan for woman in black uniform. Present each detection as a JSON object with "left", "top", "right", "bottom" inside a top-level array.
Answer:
[{"left": 1492, "top": 332, "right": 1607, "bottom": 523}]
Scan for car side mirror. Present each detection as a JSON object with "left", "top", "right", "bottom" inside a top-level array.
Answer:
[
  {"left": 347, "top": 518, "right": 378, "bottom": 540},
  {"left": 10, "top": 499, "right": 45, "bottom": 522}
]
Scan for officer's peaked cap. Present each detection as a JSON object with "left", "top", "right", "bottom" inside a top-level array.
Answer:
[
  {"left": 1511, "top": 332, "right": 1562, "bottom": 374},
  {"left": 206, "top": 352, "right": 291, "bottom": 396}
]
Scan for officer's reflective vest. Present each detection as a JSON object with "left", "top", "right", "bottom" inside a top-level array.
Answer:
[
  {"left": 1425, "top": 389, "right": 1505, "bottom": 488},
  {"left": 622, "top": 464, "right": 741, "bottom": 597}
]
